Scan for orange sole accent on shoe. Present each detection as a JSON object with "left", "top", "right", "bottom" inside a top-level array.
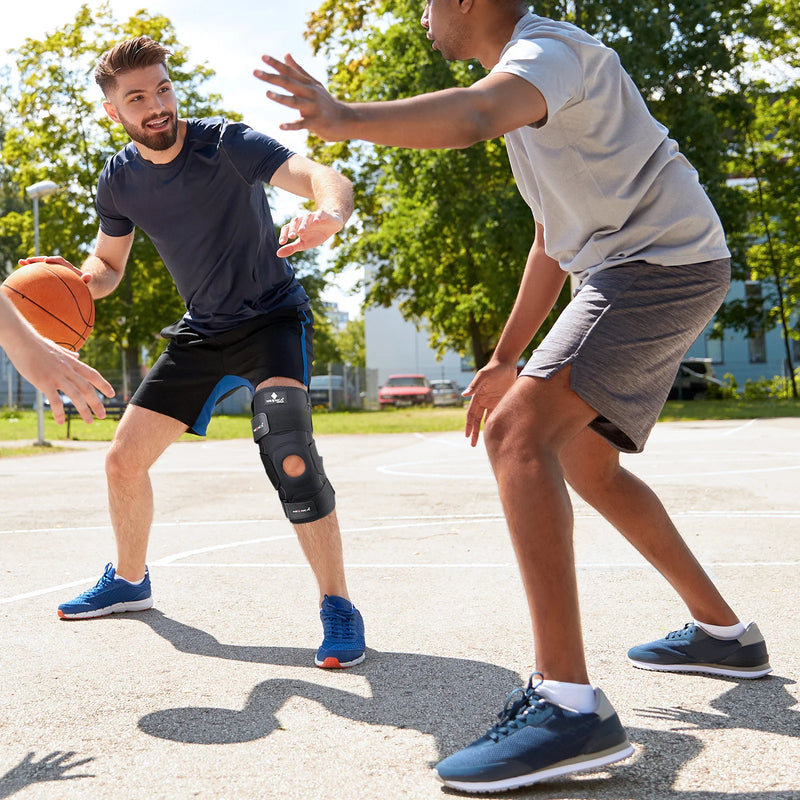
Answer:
[{"left": 318, "top": 657, "right": 343, "bottom": 669}]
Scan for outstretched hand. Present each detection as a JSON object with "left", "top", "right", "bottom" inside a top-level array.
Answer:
[
  {"left": 462, "top": 360, "right": 518, "bottom": 447},
  {"left": 254, "top": 54, "right": 350, "bottom": 141},
  {"left": 277, "top": 209, "right": 345, "bottom": 258},
  {"left": 10, "top": 333, "right": 114, "bottom": 425}
]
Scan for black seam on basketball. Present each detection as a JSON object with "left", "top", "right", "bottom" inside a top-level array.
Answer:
[
  {"left": 41, "top": 266, "right": 95, "bottom": 326},
  {"left": 2, "top": 285, "right": 86, "bottom": 339}
]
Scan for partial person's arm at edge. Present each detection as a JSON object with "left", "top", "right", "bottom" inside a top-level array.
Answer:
[
  {"left": 0, "top": 293, "right": 114, "bottom": 425},
  {"left": 269, "top": 153, "right": 354, "bottom": 257},
  {"left": 463, "top": 222, "right": 567, "bottom": 446},
  {"left": 255, "top": 54, "right": 547, "bottom": 149}
]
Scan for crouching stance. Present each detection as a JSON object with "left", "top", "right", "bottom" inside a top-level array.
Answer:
[{"left": 54, "top": 35, "right": 365, "bottom": 669}]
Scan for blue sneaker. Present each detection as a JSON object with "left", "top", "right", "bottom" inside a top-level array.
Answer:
[
  {"left": 435, "top": 674, "right": 633, "bottom": 793},
  {"left": 315, "top": 594, "right": 365, "bottom": 668},
  {"left": 627, "top": 622, "right": 771, "bottom": 678},
  {"left": 57, "top": 563, "right": 153, "bottom": 619}
]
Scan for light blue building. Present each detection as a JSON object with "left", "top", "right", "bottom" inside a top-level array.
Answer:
[{"left": 685, "top": 278, "right": 798, "bottom": 387}]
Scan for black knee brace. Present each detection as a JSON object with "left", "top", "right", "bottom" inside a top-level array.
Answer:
[{"left": 251, "top": 386, "right": 335, "bottom": 524}]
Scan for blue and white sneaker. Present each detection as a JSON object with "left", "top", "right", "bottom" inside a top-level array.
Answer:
[
  {"left": 627, "top": 622, "right": 771, "bottom": 678},
  {"left": 57, "top": 563, "right": 153, "bottom": 619},
  {"left": 315, "top": 594, "right": 365, "bottom": 668},
  {"left": 435, "top": 674, "right": 633, "bottom": 794}
]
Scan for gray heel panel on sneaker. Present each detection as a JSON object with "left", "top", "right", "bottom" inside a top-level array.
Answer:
[{"left": 740, "top": 622, "right": 765, "bottom": 646}]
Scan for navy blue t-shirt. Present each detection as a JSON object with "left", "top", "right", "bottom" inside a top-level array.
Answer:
[{"left": 96, "top": 117, "right": 310, "bottom": 334}]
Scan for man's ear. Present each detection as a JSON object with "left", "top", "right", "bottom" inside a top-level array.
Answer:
[
  {"left": 103, "top": 100, "right": 121, "bottom": 124},
  {"left": 459, "top": 0, "right": 475, "bottom": 13}
]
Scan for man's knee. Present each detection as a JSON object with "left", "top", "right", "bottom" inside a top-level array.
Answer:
[
  {"left": 105, "top": 442, "right": 143, "bottom": 486},
  {"left": 251, "top": 386, "right": 335, "bottom": 524}
]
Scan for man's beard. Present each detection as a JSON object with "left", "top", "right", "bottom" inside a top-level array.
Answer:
[{"left": 123, "top": 112, "right": 179, "bottom": 151}]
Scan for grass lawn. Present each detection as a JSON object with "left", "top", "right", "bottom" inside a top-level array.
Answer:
[{"left": 1, "top": 399, "right": 799, "bottom": 457}]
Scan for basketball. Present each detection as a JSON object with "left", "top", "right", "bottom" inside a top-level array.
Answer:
[{"left": 1, "top": 262, "right": 95, "bottom": 351}]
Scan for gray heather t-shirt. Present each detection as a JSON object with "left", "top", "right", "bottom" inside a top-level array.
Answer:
[
  {"left": 491, "top": 13, "right": 730, "bottom": 280},
  {"left": 96, "top": 117, "right": 309, "bottom": 334}
]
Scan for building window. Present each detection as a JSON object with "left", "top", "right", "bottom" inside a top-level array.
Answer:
[
  {"left": 745, "top": 281, "right": 767, "bottom": 363},
  {"left": 705, "top": 334, "right": 724, "bottom": 364}
]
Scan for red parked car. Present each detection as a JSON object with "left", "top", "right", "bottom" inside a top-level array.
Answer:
[{"left": 378, "top": 374, "right": 433, "bottom": 408}]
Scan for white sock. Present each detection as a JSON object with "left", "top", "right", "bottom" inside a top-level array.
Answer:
[
  {"left": 694, "top": 619, "right": 746, "bottom": 639},
  {"left": 536, "top": 680, "right": 597, "bottom": 714},
  {"left": 115, "top": 573, "right": 145, "bottom": 586}
]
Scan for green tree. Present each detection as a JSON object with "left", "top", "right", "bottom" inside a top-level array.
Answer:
[
  {"left": 306, "top": 0, "right": 558, "bottom": 371},
  {"left": 715, "top": 85, "right": 800, "bottom": 397},
  {"left": 334, "top": 316, "right": 365, "bottom": 367},
  {"left": 303, "top": 1, "right": 795, "bottom": 370},
  {"left": 0, "top": 2, "right": 241, "bottom": 377}
]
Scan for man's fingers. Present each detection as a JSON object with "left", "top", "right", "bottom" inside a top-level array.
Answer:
[
  {"left": 283, "top": 53, "right": 317, "bottom": 82},
  {"left": 278, "top": 120, "right": 310, "bottom": 132}
]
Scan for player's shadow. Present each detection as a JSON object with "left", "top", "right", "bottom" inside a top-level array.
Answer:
[
  {"left": 125, "top": 609, "right": 517, "bottom": 755},
  {"left": 635, "top": 673, "right": 799, "bottom": 738},
  {"left": 122, "top": 611, "right": 797, "bottom": 798},
  {"left": 0, "top": 751, "right": 95, "bottom": 799}
]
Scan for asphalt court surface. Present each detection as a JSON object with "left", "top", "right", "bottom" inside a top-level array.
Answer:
[{"left": 1, "top": 418, "right": 799, "bottom": 799}]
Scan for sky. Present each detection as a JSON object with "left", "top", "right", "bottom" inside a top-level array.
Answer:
[{"left": 2, "top": 0, "right": 364, "bottom": 317}]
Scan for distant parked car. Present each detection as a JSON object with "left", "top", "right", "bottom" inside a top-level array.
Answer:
[
  {"left": 429, "top": 379, "right": 463, "bottom": 407},
  {"left": 669, "top": 358, "right": 723, "bottom": 400},
  {"left": 378, "top": 374, "right": 433, "bottom": 408}
]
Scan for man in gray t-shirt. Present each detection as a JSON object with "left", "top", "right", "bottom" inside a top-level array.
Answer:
[{"left": 258, "top": 0, "right": 770, "bottom": 791}]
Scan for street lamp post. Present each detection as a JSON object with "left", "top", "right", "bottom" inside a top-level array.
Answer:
[{"left": 25, "top": 179, "right": 61, "bottom": 447}]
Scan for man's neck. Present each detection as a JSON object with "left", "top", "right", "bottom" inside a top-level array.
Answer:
[{"left": 478, "top": 8, "right": 529, "bottom": 68}]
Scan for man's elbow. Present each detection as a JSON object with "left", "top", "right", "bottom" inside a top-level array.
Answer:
[{"left": 452, "top": 112, "right": 500, "bottom": 149}]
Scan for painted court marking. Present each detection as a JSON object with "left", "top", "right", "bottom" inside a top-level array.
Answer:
[{"left": 2, "top": 510, "right": 799, "bottom": 605}]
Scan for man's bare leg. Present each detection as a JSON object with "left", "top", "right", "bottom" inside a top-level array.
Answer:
[
  {"left": 105, "top": 405, "right": 189, "bottom": 581},
  {"left": 560, "top": 427, "right": 738, "bottom": 625},
  {"left": 482, "top": 367, "right": 599, "bottom": 684}
]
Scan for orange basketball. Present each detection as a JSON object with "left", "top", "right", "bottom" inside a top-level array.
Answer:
[{"left": 1, "top": 262, "right": 95, "bottom": 351}]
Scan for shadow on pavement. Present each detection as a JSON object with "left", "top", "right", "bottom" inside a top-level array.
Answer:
[
  {"left": 0, "top": 751, "right": 95, "bottom": 799},
  {"left": 115, "top": 610, "right": 796, "bottom": 799}
]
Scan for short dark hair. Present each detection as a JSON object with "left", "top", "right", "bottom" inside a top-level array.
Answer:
[{"left": 94, "top": 36, "right": 172, "bottom": 96}]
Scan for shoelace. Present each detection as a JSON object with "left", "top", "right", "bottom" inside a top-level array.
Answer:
[
  {"left": 664, "top": 623, "right": 696, "bottom": 640},
  {"left": 487, "top": 673, "right": 549, "bottom": 741},
  {"left": 73, "top": 567, "right": 116, "bottom": 601},
  {"left": 320, "top": 606, "right": 356, "bottom": 641}
]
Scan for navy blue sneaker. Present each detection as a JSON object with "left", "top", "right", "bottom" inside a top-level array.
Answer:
[
  {"left": 315, "top": 594, "right": 365, "bottom": 668},
  {"left": 58, "top": 563, "right": 153, "bottom": 619},
  {"left": 628, "top": 622, "right": 771, "bottom": 678},
  {"left": 435, "top": 674, "right": 633, "bottom": 793}
]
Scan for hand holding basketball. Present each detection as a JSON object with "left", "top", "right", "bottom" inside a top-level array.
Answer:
[{"left": 2, "top": 257, "right": 95, "bottom": 351}]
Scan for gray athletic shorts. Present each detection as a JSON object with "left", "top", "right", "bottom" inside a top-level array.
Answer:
[{"left": 520, "top": 258, "right": 730, "bottom": 453}]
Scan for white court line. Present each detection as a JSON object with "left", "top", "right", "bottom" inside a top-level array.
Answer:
[
  {"left": 379, "top": 457, "right": 800, "bottom": 480},
  {"left": 6, "top": 557, "right": 797, "bottom": 606},
  {"left": 3, "top": 510, "right": 798, "bottom": 605},
  {"left": 3, "top": 509, "right": 797, "bottom": 540},
  {"left": 719, "top": 419, "right": 758, "bottom": 436}
]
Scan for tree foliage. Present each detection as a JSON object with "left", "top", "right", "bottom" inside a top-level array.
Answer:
[
  {"left": 715, "top": 84, "right": 800, "bottom": 396},
  {"left": 305, "top": 0, "right": 550, "bottom": 370},
  {"left": 303, "top": 0, "right": 798, "bottom": 371}
]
